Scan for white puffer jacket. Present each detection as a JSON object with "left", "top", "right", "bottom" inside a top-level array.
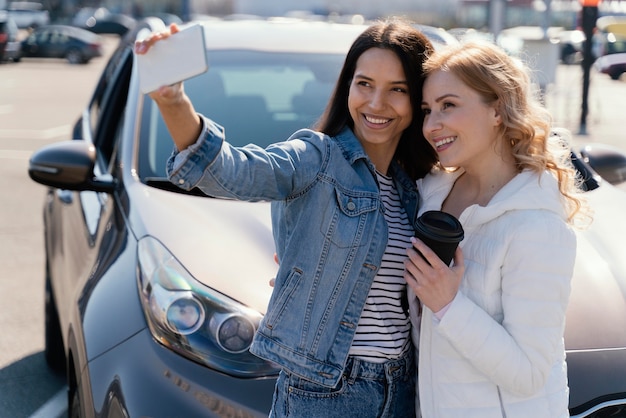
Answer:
[{"left": 411, "top": 168, "right": 576, "bottom": 418}]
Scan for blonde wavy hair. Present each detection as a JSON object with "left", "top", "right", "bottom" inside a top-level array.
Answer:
[{"left": 422, "top": 41, "right": 588, "bottom": 225}]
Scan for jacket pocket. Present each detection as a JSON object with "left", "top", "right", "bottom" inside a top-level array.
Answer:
[
  {"left": 321, "top": 187, "right": 378, "bottom": 248},
  {"left": 263, "top": 267, "right": 303, "bottom": 329}
]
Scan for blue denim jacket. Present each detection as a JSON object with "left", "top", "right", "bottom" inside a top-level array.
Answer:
[{"left": 167, "top": 116, "right": 420, "bottom": 387}]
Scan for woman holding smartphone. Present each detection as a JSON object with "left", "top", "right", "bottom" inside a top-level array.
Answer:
[{"left": 136, "top": 19, "right": 437, "bottom": 418}]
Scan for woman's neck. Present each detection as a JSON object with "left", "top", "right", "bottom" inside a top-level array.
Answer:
[{"left": 442, "top": 159, "right": 518, "bottom": 217}]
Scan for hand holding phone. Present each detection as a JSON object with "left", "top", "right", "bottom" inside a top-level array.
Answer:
[{"left": 135, "top": 24, "right": 209, "bottom": 94}]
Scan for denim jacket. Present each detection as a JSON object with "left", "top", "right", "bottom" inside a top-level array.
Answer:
[{"left": 167, "top": 116, "right": 421, "bottom": 387}]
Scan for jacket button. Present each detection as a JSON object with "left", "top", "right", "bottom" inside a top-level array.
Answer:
[{"left": 347, "top": 201, "right": 356, "bottom": 211}]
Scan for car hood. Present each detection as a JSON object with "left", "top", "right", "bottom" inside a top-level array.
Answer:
[
  {"left": 565, "top": 182, "right": 626, "bottom": 351},
  {"left": 128, "top": 182, "right": 277, "bottom": 315},
  {"left": 127, "top": 179, "right": 626, "bottom": 342}
]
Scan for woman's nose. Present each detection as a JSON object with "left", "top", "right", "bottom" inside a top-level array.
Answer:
[
  {"left": 423, "top": 113, "right": 441, "bottom": 133},
  {"left": 368, "top": 89, "right": 386, "bottom": 110}
]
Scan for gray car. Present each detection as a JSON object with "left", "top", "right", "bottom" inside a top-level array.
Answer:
[
  {"left": 20, "top": 25, "right": 103, "bottom": 64},
  {"left": 27, "top": 17, "right": 626, "bottom": 418},
  {"left": 0, "top": 11, "right": 21, "bottom": 62}
]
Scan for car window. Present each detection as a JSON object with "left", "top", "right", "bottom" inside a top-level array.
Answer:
[
  {"left": 88, "top": 45, "right": 130, "bottom": 134},
  {"left": 7, "top": 18, "right": 18, "bottom": 37},
  {"left": 138, "top": 50, "right": 344, "bottom": 180},
  {"left": 24, "top": 29, "right": 45, "bottom": 43},
  {"left": 82, "top": 45, "right": 132, "bottom": 171},
  {"left": 39, "top": 29, "right": 51, "bottom": 42},
  {"left": 49, "top": 29, "right": 67, "bottom": 44},
  {"left": 607, "top": 37, "right": 626, "bottom": 54}
]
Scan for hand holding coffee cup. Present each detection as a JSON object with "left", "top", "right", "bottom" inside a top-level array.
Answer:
[{"left": 414, "top": 211, "right": 464, "bottom": 266}]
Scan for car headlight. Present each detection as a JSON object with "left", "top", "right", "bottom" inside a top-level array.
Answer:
[{"left": 137, "top": 236, "right": 279, "bottom": 377}]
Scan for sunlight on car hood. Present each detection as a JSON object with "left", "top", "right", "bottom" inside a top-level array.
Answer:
[
  {"left": 129, "top": 177, "right": 626, "bottom": 343},
  {"left": 130, "top": 183, "right": 277, "bottom": 315},
  {"left": 565, "top": 183, "right": 626, "bottom": 351}
]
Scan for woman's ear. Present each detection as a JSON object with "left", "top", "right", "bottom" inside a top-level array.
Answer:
[{"left": 492, "top": 101, "right": 503, "bottom": 126}]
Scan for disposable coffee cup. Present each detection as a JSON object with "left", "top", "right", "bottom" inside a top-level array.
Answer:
[{"left": 414, "top": 211, "right": 464, "bottom": 266}]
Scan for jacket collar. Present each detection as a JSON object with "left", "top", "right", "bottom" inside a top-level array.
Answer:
[
  {"left": 334, "top": 126, "right": 419, "bottom": 213},
  {"left": 335, "top": 127, "right": 369, "bottom": 165},
  {"left": 334, "top": 126, "right": 410, "bottom": 182}
]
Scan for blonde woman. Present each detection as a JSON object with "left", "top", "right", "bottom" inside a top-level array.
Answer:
[{"left": 405, "top": 41, "right": 588, "bottom": 417}]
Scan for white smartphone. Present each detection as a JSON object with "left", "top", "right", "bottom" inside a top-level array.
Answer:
[{"left": 135, "top": 24, "right": 209, "bottom": 94}]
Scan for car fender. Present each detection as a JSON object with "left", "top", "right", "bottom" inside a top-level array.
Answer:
[{"left": 78, "top": 208, "right": 147, "bottom": 363}]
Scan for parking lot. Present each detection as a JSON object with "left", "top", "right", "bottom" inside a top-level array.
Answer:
[{"left": 0, "top": 31, "right": 625, "bottom": 417}]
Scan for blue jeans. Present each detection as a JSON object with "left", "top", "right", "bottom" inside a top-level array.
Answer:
[{"left": 269, "top": 349, "right": 416, "bottom": 417}]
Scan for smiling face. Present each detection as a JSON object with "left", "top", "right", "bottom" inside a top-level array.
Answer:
[
  {"left": 421, "top": 69, "right": 503, "bottom": 171},
  {"left": 348, "top": 47, "right": 412, "bottom": 171}
]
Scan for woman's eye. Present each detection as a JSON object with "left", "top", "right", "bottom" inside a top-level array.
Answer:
[{"left": 421, "top": 108, "right": 431, "bottom": 115}]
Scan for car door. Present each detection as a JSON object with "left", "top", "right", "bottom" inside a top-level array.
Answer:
[
  {"left": 48, "top": 43, "right": 133, "bottom": 330},
  {"left": 21, "top": 28, "right": 47, "bottom": 56},
  {"left": 45, "top": 28, "right": 69, "bottom": 58}
]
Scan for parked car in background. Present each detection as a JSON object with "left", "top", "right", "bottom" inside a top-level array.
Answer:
[
  {"left": 26, "top": 16, "right": 626, "bottom": 418},
  {"left": 558, "top": 29, "right": 585, "bottom": 64},
  {"left": 413, "top": 23, "right": 459, "bottom": 47},
  {"left": 7, "top": 1, "right": 49, "bottom": 29},
  {"left": 594, "top": 15, "right": 626, "bottom": 56},
  {"left": 594, "top": 52, "right": 626, "bottom": 80},
  {"left": 592, "top": 16, "right": 626, "bottom": 80},
  {"left": 0, "top": 10, "right": 21, "bottom": 62},
  {"left": 71, "top": 7, "right": 136, "bottom": 35},
  {"left": 20, "top": 25, "right": 103, "bottom": 64},
  {"left": 447, "top": 27, "right": 495, "bottom": 43}
]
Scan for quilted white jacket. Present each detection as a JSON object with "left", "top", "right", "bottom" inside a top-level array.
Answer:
[{"left": 410, "top": 168, "right": 576, "bottom": 418}]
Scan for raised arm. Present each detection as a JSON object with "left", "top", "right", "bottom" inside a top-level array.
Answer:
[{"left": 134, "top": 23, "right": 202, "bottom": 151}]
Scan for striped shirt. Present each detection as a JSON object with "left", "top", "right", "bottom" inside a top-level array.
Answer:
[{"left": 348, "top": 171, "right": 413, "bottom": 362}]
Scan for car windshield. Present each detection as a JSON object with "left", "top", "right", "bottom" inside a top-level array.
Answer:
[{"left": 138, "top": 49, "right": 345, "bottom": 180}]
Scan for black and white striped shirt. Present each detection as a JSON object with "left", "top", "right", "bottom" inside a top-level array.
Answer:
[{"left": 349, "top": 171, "right": 413, "bottom": 362}]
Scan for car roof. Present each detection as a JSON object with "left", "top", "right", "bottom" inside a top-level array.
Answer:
[
  {"left": 127, "top": 17, "right": 454, "bottom": 69},
  {"left": 141, "top": 18, "right": 452, "bottom": 56},
  {"left": 33, "top": 24, "right": 101, "bottom": 40},
  {"left": 190, "top": 19, "right": 370, "bottom": 54},
  {"left": 413, "top": 23, "right": 459, "bottom": 47},
  {"left": 8, "top": 1, "right": 45, "bottom": 10},
  {"left": 597, "top": 15, "right": 626, "bottom": 37}
]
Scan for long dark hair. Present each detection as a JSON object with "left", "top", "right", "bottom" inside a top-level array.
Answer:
[{"left": 315, "top": 19, "right": 437, "bottom": 180}]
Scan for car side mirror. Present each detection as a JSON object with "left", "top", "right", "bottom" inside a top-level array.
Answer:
[
  {"left": 580, "top": 144, "right": 626, "bottom": 186},
  {"left": 28, "top": 140, "right": 116, "bottom": 193}
]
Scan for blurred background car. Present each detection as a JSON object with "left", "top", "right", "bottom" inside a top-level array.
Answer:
[
  {"left": 412, "top": 23, "right": 459, "bottom": 47},
  {"left": 6, "top": 0, "right": 49, "bottom": 29},
  {"left": 558, "top": 29, "right": 585, "bottom": 64},
  {"left": 594, "top": 52, "right": 626, "bottom": 80},
  {"left": 593, "top": 15, "right": 626, "bottom": 57},
  {"left": 447, "top": 27, "right": 496, "bottom": 43},
  {"left": 592, "top": 15, "right": 626, "bottom": 80},
  {"left": 26, "top": 16, "right": 626, "bottom": 418},
  {"left": 71, "top": 6, "right": 136, "bottom": 36},
  {"left": 20, "top": 24, "right": 103, "bottom": 64},
  {"left": 0, "top": 10, "right": 22, "bottom": 62}
]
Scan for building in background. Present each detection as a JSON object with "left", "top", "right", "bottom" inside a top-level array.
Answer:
[{"left": 5, "top": 0, "right": 626, "bottom": 31}]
